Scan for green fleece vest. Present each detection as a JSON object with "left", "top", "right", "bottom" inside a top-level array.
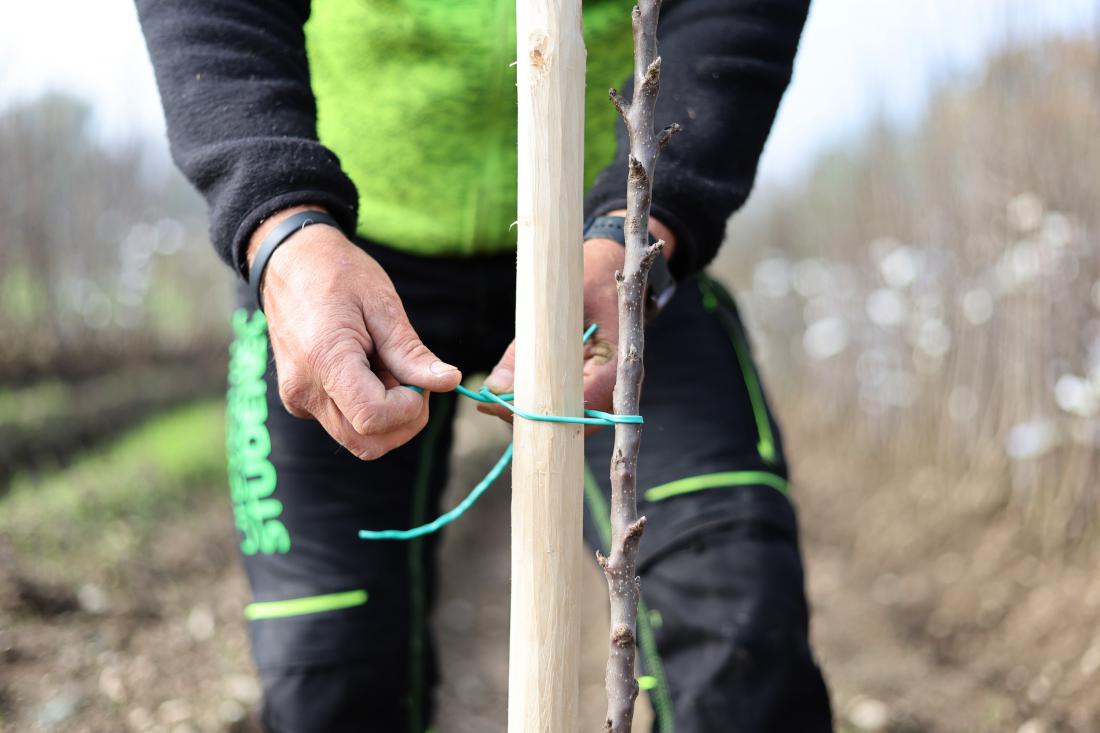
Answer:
[{"left": 305, "top": 0, "right": 634, "bottom": 256}]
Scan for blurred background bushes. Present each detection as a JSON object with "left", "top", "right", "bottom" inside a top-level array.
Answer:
[
  {"left": 716, "top": 38, "right": 1100, "bottom": 545},
  {"left": 0, "top": 93, "right": 228, "bottom": 379},
  {"left": 0, "top": 93, "right": 228, "bottom": 483}
]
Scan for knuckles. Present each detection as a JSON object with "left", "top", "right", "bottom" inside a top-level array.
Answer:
[
  {"left": 277, "top": 373, "right": 314, "bottom": 415},
  {"left": 362, "top": 289, "right": 401, "bottom": 325},
  {"left": 381, "top": 325, "right": 431, "bottom": 366},
  {"left": 304, "top": 330, "right": 357, "bottom": 380},
  {"left": 348, "top": 403, "right": 382, "bottom": 435},
  {"left": 354, "top": 444, "right": 385, "bottom": 461},
  {"left": 267, "top": 288, "right": 435, "bottom": 454}
]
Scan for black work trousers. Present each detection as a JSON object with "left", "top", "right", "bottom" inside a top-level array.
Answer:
[{"left": 225, "top": 241, "right": 832, "bottom": 733}]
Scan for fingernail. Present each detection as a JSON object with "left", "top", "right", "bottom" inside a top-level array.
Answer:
[
  {"left": 485, "top": 366, "right": 513, "bottom": 392},
  {"left": 430, "top": 360, "right": 458, "bottom": 375}
]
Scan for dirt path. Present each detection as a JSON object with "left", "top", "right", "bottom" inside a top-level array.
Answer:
[
  {"left": 792, "top": 430, "right": 1100, "bottom": 733},
  {"left": 1, "top": 497, "right": 258, "bottom": 733},
  {"left": 4, "top": 403, "right": 1098, "bottom": 732},
  {"left": 798, "top": 464, "right": 1020, "bottom": 733}
]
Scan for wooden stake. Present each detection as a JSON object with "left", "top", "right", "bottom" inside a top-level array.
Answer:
[{"left": 508, "top": 0, "right": 586, "bottom": 730}]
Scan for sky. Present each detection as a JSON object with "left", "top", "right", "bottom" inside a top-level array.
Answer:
[{"left": 0, "top": 0, "right": 1096, "bottom": 183}]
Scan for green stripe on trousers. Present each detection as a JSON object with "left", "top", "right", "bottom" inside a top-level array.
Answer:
[
  {"left": 644, "top": 470, "right": 788, "bottom": 502},
  {"left": 245, "top": 589, "right": 368, "bottom": 621}
]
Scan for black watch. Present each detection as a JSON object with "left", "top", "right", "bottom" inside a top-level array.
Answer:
[{"left": 583, "top": 215, "right": 676, "bottom": 316}]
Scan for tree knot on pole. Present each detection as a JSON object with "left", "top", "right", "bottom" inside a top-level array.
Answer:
[{"left": 526, "top": 30, "right": 551, "bottom": 74}]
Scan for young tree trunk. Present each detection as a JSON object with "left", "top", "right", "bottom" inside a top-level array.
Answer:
[
  {"left": 599, "top": 1, "right": 679, "bottom": 731},
  {"left": 508, "top": 0, "right": 587, "bottom": 730}
]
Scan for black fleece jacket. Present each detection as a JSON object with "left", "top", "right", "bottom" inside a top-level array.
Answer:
[{"left": 136, "top": 0, "right": 809, "bottom": 280}]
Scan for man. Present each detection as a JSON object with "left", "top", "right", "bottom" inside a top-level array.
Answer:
[{"left": 137, "top": 0, "right": 830, "bottom": 730}]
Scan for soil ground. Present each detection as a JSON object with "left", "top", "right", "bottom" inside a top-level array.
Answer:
[{"left": 3, "top": 400, "right": 1099, "bottom": 732}]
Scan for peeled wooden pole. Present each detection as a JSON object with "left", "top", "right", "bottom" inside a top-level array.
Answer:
[{"left": 507, "top": 0, "right": 587, "bottom": 730}]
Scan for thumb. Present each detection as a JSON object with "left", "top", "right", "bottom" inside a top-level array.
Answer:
[
  {"left": 376, "top": 320, "right": 462, "bottom": 392},
  {"left": 485, "top": 340, "right": 517, "bottom": 393}
]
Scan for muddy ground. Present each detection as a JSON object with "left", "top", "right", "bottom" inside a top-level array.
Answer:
[{"left": 3, "top": 401, "right": 1099, "bottom": 732}]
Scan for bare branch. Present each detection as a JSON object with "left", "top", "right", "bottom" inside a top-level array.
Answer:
[
  {"left": 609, "top": 88, "right": 630, "bottom": 121},
  {"left": 639, "top": 57, "right": 661, "bottom": 99},
  {"left": 657, "top": 123, "right": 682, "bottom": 152},
  {"left": 600, "top": 0, "right": 678, "bottom": 731},
  {"left": 642, "top": 240, "right": 664, "bottom": 270},
  {"left": 626, "top": 155, "right": 647, "bottom": 188}
]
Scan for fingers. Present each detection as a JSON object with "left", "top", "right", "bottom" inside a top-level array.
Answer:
[
  {"left": 477, "top": 340, "right": 517, "bottom": 422},
  {"left": 314, "top": 394, "right": 430, "bottom": 461},
  {"left": 307, "top": 332, "right": 426, "bottom": 435},
  {"left": 280, "top": 341, "right": 431, "bottom": 461},
  {"left": 580, "top": 353, "right": 618, "bottom": 436},
  {"left": 261, "top": 239, "right": 447, "bottom": 460},
  {"left": 274, "top": 326, "right": 431, "bottom": 458},
  {"left": 486, "top": 341, "right": 516, "bottom": 393},
  {"left": 374, "top": 309, "right": 462, "bottom": 393},
  {"left": 582, "top": 357, "right": 617, "bottom": 416},
  {"left": 476, "top": 336, "right": 620, "bottom": 433},
  {"left": 476, "top": 401, "right": 515, "bottom": 422}
]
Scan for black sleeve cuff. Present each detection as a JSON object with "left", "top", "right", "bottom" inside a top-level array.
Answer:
[
  {"left": 180, "top": 136, "right": 360, "bottom": 280},
  {"left": 232, "top": 189, "right": 358, "bottom": 281},
  {"left": 583, "top": 188, "right": 715, "bottom": 282}
]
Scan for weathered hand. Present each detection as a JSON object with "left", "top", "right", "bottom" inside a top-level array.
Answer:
[
  {"left": 251, "top": 206, "right": 462, "bottom": 459},
  {"left": 480, "top": 212, "right": 675, "bottom": 434}
]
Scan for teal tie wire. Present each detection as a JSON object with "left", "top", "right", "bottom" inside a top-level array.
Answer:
[{"left": 358, "top": 324, "right": 642, "bottom": 541}]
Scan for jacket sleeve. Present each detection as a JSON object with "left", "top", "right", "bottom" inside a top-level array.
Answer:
[
  {"left": 583, "top": 0, "right": 810, "bottom": 279},
  {"left": 135, "top": 0, "right": 359, "bottom": 279}
]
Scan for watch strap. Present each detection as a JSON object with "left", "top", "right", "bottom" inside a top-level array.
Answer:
[
  {"left": 583, "top": 215, "right": 677, "bottom": 315},
  {"left": 249, "top": 210, "right": 341, "bottom": 312}
]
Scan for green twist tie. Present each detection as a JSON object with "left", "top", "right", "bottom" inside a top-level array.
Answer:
[{"left": 359, "top": 324, "right": 640, "bottom": 541}]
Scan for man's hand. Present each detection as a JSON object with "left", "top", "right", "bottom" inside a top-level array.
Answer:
[
  {"left": 251, "top": 206, "right": 462, "bottom": 460},
  {"left": 479, "top": 212, "right": 675, "bottom": 433}
]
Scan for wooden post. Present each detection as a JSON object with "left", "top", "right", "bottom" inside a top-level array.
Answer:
[{"left": 508, "top": 0, "right": 586, "bottom": 730}]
